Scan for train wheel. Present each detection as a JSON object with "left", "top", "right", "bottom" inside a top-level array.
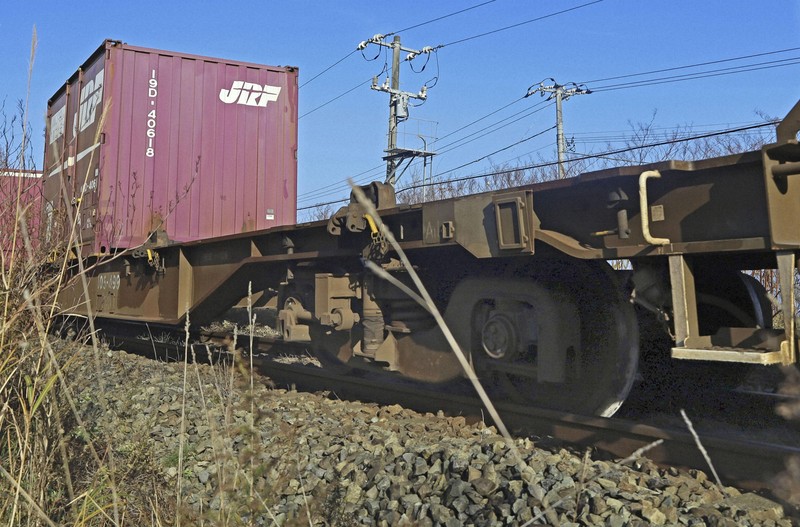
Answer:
[{"left": 446, "top": 259, "right": 639, "bottom": 416}]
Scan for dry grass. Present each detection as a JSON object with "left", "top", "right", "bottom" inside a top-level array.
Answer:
[{"left": 0, "top": 28, "right": 154, "bottom": 526}]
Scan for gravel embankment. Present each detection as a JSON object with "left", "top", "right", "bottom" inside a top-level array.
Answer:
[{"left": 66, "top": 346, "right": 795, "bottom": 526}]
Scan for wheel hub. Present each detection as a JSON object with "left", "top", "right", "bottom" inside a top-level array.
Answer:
[{"left": 481, "top": 314, "right": 519, "bottom": 360}]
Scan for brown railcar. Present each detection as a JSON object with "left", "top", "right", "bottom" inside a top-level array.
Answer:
[{"left": 55, "top": 98, "right": 800, "bottom": 416}]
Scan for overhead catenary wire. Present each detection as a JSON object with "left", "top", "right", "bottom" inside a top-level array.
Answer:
[
  {"left": 419, "top": 51, "right": 798, "bottom": 185},
  {"left": 302, "top": 42, "right": 795, "bottom": 201},
  {"left": 571, "top": 125, "right": 770, "bottom": 144},
  {"left": 298, "top": 1, "right": 499, "bottom": 91},
  {"left": 297, "top": 94, "right": 531, "bottom": 203},
  {"left": 297, "top": 169, "right": 384, "bottom": 206},
  {"left": 294, "top": 52, "right": 793, "bottom": 201},
  {"left": 424, "top": 47, "right": 799, "bottom": 148},
  {"left": 433, "top": 96, "right": 527, "bottom": 144}
]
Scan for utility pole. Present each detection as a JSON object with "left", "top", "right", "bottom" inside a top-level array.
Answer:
[
  {"left": 358, "top": 34, "right": 435, "bottom": 185},
  {"left": 526, "top": 79, "right": 591, "bottom": 179}
]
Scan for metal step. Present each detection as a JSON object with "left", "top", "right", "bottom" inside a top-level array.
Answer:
[
  {"left": 671, "top": 327, "right": 795, "bottom": 365},
  {"left": 671, "top": 340, "right": 792, "bottom": 365}
]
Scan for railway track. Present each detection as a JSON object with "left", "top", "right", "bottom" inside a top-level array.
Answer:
[
  {"left": 101, "top": 322, "right": 800, "bottom": 495},
  {"left": 252, "top": 355, "right": 799, "bottom": 493}
]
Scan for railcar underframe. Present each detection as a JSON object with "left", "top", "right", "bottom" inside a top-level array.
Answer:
[{"left": 61, "top": 101, "right": 800, "bottom": 416}]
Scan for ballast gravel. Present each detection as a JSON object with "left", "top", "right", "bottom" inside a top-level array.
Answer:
[{"left": 66, "top": 346, "right": 795, "bottom": 526}]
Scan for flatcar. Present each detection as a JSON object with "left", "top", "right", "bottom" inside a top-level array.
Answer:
[{"left": 46, "top": 42, "right": 800, "bottom": 416}]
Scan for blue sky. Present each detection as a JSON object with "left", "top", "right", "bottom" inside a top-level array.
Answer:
[{"left": 2, "top": 1, "right": 799, "bottom": 217}]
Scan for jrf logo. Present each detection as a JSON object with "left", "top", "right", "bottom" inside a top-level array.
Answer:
[
  {"left": 219, "top": 81, "right": 281, "bottom": 107},
  {"left": 78, "top": 69, "right": 105, "bottom": 133}
]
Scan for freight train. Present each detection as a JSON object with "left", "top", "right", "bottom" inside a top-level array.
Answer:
[{"left": 44, "top": 41, "right": 799, "bottom": 416}]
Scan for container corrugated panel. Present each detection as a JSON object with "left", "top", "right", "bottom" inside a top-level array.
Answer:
[
  {"left": 43, "top": 40, "right": 298, "bottom": 254},
  {"left": 0, "top": 169, "right": 43, "bottom": 263}
]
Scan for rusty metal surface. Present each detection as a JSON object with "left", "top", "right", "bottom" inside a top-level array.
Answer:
[{"left": 43, "top": 40, "right": 298, "bottom": 255}]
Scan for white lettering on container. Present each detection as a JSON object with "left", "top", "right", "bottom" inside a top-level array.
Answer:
[
  {"left": 97, "top": 272, "right": 120, "bottom": 291},
  {"left": 146, "top": 70, "right": 158, "bottom": 158},
  {"left": 219, "top": 81, "right": 281, "bottom": 107},
  {"left": 78, "top": 69, "right": 104, "bottom": 133},
  {"left": 50, "top": 106, "right": 66, "bottom": 144}
]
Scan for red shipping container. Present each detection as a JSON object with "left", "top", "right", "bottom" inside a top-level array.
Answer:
[
  {"left": 43, "top": 40, "right": 298, "bottom": 255},
  {"left": 0, "top": 169, "right": 43, "bottom": 264}
]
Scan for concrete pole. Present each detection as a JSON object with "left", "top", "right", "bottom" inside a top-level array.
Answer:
[
  {"left": 525, "top": 80, "right": 590, "bottom": 180},
  {"left": 386, "top": 36, "right": 402, "bottom": 185},
  {"left": 555, "top": 87, "right": 566, "bottom": 179}
]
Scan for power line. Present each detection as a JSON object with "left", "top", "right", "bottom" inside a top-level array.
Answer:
[
  {"left": 297, "top": 101, "right": 549, "bottom": 204},
  {"left": 579, "top": 46, "right": 800, "bottom": 85},
  {"left": 296, "top": 51, "right": 793, "bottom": 200},
  {"left": 396, "top": 121, "right": 778, "bottom": 193},
  {"left": 393, "top": 0, "right": 497, "bottom": 34},
  {"left": 432, "top": 47, "right": 798, "bottom": 144},
  {"left": 571, "top": 121, "right": 767, "bottom": 136},
  {"left": 439, "top": 0, "right": 604, "bottom": 47},
  {"left": 297, "top": 163, "right": 384, "bottom": 199},
  {"left": 433, "top": 96, "right": 526, "bottom": 145},
  {"left": 297, "top": 169, "right": 384, "bottom": 206},
  {"left": 435, "top": 101, "right": 552, "bottom": 154},
  {"left": 297, "top": 196, "right": 351, "bottom": 212},
  {"left": 300, "top": 50, "right": 357, "bottom": 89},
  {"left": 298, "top": 39, "right": 798, "bottom": 203},
  {"left": 431, "top": 125, "right": 555, "bottom": 178},
  {"left": 572, "top": 126, "right": 770, "bottom": 144},
  {"left": 298, "top": 115, "right": 772, "bottom": 206},
  {"left": 590, "top": 57, "right": 800, "bottom": 92},
  {"left": 298, "top": 1, "right": 499, "bottom": 90},
  {"left": 299, "top": 77, "right": 372, "bottom": 119},
  {"left": 300, "top": 1, "right": 605, "bottom": 120},
  {"left": 297, "top": 121, "right": 777, "bottom": 210}
]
